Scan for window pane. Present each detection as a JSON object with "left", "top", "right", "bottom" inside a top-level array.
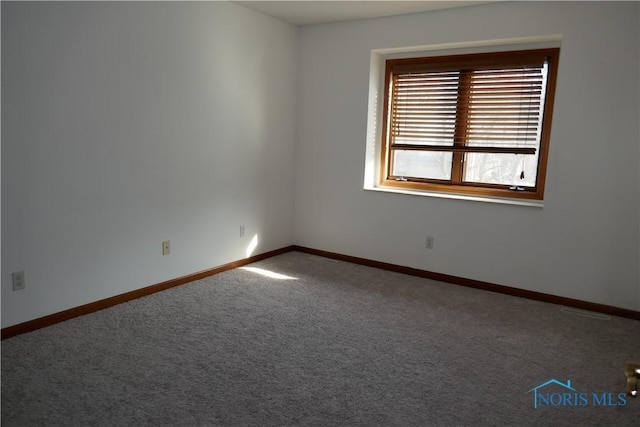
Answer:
[
  {"left": 463, "top": 153, "right": 537, "bottom": 187},
  {"left": 465, "top": 65, "right": 547, "bottom": 151},
  {"left": 392, "top": 71, "right": 458, "bottom": 146},
  {"left": 392, "top": 151, "right": 452, "bottom": 180}
]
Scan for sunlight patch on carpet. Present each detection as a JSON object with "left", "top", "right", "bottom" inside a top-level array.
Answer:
[{"left": 240, "top": 266, "right": 297, "bottom": 280}]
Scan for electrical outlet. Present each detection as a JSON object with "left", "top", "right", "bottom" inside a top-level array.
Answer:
[
  {"left": 240, "top": 225, "right": 245, "bottom": 238},
  {"left": 426, "top": 236, "right": 434, "bottom": 249},
  {"left": 162, "top": 240, "right": 170, "bottom": 256},
  {"left": 12, "top": 271, "right": 26, "bottom": 291}
]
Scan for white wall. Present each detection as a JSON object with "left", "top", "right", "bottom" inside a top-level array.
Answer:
[
  {"left": 295, "top": 1, "right": 640, "bottom": 310},
  {"left": 2, "top": 2, "right": 297, "bottom": 327}
]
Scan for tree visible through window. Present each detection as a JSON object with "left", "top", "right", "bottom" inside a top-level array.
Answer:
[{"left": 380, "top": 48, "right": 559, "bottom": 200}]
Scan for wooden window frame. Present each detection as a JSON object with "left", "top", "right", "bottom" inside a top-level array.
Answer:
[{"left": 379, "top": 48, "right": 560, "bottom": 201}]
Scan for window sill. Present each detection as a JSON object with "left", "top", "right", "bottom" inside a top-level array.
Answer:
[{"left": 364, "top": 184, "right": 544, "bottom": 208}]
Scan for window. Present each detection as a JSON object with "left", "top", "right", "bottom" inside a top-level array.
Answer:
[{"left": 379, "top": 48, "right": 559, "bottom": 200}]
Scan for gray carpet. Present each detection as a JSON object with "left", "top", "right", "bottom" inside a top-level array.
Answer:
[{"left": 2, "top": 251, "right": 639, "bottom": 426}]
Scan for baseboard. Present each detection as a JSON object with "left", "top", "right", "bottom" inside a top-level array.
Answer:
[
  {"left": 4, "top": 243, "right": 638, "bottom": 340},
  {"left": 1, "top": 246, "right": 296, "bottom": 340},
  {"left": 293, "top": 245, "right": 640, "bottom": 321}
]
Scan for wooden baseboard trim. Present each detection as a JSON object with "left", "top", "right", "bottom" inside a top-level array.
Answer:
[
  {"left": 5, "top": 243, "right": 637, "bottom": 340},
  {"left": 1, "top": 246, "right": 296, "bottom": 340},
  {"left": 293, "top": 245, "right": 640, "bottom": 321}
]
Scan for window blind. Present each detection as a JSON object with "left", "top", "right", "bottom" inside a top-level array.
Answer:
[{"left": 389, "top": 55, "right": 549, "bottom": 155}]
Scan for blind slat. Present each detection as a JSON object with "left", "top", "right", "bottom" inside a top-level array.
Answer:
[{"left": 390, "top": 144, "right": 536, "bottom": 155}]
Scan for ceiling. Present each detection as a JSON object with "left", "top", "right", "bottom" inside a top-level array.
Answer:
[{"left": 232, "top": 1, "right": 502, "bottom": 27}]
